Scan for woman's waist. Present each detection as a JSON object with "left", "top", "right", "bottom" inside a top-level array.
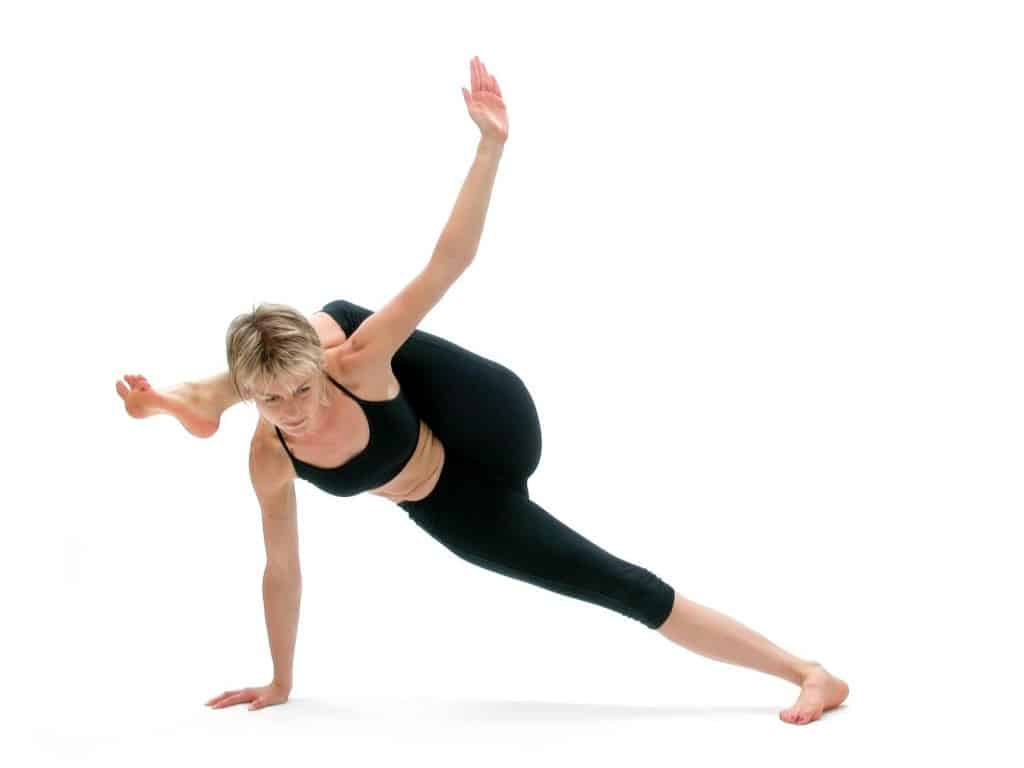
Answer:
[{"left": 370, "top": 420, "right": 446, "bottom": 503}]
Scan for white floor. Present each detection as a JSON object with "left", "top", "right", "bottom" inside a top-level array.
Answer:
[{"left": 14, "top": 683, "right": 1005, "bottom": 768}]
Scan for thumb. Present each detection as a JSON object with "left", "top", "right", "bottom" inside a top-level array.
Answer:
[
  {"left": 462, "top": 87, "right": 471, "bottom": 105},
  {"left": 248, "top": 699, "right": 261, "bottom": 710}
]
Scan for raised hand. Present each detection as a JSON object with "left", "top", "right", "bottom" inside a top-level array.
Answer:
[{"left": 462, "top": 55, "right": 508, "bottom": 144}]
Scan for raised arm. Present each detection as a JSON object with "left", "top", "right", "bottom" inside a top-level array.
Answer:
[{"left": 344, "top": 56, "right": 509, "bottom": 365}]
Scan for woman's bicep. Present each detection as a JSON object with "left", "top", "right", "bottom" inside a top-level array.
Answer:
[
  {"left": 249, "top": 438, "right": 301, "bottom": 573},
  {"left": 259, "top": 482, "right": 300, "bottom": 574}
]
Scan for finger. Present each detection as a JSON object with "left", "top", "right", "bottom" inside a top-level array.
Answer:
[
  {"left": 214, "top": 691, "right": 252, "bottom": 708},
  {"left": 206, "top": 690, "right": 238, "bottom": 705},
  {"left": 470, "top": 57, "right": 478, "bottom": 93}
]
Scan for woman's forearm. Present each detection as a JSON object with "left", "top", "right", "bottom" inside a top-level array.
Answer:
[
  {"left": 262, "top": 567, "right": 301, "bottom": 690},
  {"left": 433, "top": 138, "right": 505, "bottom": 263}
]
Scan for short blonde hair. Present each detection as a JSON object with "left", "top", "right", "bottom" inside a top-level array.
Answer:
[{"left": 225, "top": 302, "right": 329, "bottom": 406}]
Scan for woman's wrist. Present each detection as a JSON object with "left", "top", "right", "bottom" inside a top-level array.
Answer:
[{"left": 477, "top": 136, "right": 505, "bottom": 158}]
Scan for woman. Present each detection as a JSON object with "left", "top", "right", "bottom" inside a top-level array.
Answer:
[{"left": 116, "top": 57, "right": 849, "bottom": 725}]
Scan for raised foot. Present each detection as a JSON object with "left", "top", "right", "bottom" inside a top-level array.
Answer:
[
  {"left": 779, "top": 663, "right": 850, "bottom": 726},
  {"left": 115, "top": 373, "right": 221, "bottom": 438}
]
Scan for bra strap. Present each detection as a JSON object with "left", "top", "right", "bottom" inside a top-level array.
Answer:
[
  {"left": 324, "top": 371, "right": 362, "bottom": 401},
  {"left": 274, "top": 425, "right": 297, "bottom": 460}
]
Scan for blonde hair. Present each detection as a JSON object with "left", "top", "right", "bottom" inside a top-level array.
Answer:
[{"left": 225, "top": 302, "right": 330, "bottom": 407}]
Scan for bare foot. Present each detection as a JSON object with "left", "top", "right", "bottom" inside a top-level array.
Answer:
[
  {"left": 115, "top": 373, "right": 221, "bottom": 438},
  {"left": 779, "top": 663, "right": 850, "bottom": 725}
]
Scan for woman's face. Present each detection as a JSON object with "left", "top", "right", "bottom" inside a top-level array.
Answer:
[{"left": 254, "top": 371, "right": 328, "bottom": 435}]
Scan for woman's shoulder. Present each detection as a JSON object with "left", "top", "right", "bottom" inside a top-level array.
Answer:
[
  {"left": 310, "top": 310, "right": 348, "bottom": 349},
  {"left": 324, "top": 343, "right": 398, "bottom": 396},
  {"left": 249, "top": 418, "right": 297, "bottom": 491}
]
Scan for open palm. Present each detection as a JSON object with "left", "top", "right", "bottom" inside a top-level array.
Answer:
[{"left": 462, "top": 56, "right": 508, "bottom": 144}]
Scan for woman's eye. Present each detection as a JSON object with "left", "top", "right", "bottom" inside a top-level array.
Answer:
[{"left": 266, "top": 387, "right": 306, "bottom": 403}]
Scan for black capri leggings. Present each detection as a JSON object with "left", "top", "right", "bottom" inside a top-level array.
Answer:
[
  {"left": 323, "top": 299, "right": 676, "bottom": 629},
  {"left": 398, "top": 451, "right": 676, "bottom": 629},
  {"left": 392, "top": 349, "right": 675, "bottom": 631}
]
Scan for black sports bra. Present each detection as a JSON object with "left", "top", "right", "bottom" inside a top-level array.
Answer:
[{"left": 274, "top": 371, "right": 420, "bottom": 497}]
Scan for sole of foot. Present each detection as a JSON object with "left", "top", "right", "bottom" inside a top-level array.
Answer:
[{"left": 116, "top": 373, "right": 220, "bottom": 438}]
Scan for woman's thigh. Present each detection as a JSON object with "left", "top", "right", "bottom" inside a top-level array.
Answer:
[
  {"left": 402, "top": 461, "right": 675, "bottom": 629},
  {"left": 400, "top": 335, "right": 543, "bottom": 484},
  {"left": 322, "top": 297, "right": 543, "bottom": 484}
]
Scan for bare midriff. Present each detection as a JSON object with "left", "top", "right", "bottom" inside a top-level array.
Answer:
[{"left": 368, "top": 419, "right": 446, "bottom": 504}]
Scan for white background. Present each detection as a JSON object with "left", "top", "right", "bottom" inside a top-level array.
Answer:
[{"left": 2, "top": 0, "right": 1021, "bottom": 765}]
